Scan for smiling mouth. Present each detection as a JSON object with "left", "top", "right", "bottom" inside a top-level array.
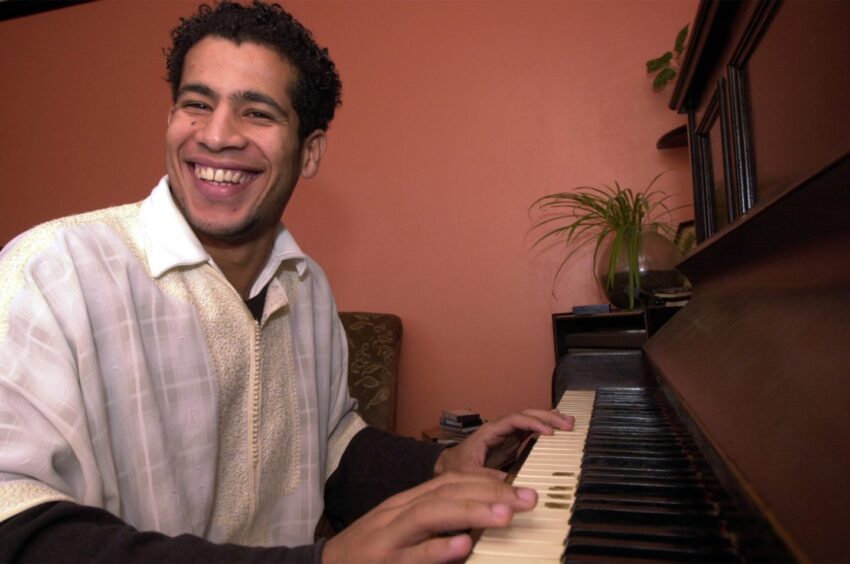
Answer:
[{"left": 192, "top": 163, "right": 257, "bottom": 185}]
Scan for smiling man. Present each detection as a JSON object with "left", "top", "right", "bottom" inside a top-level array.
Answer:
[
  {"left": 165, "top": 34, "right": 328, "bottom": 298},
  {"left": 0, "top": 2, "right": 573, "bottom": 563}
]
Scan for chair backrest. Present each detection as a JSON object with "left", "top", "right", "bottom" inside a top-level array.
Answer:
[{"left": 338, "top": 312, "right": 402, "bottom": 433}]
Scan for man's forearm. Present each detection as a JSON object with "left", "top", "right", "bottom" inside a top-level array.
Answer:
[
  {"left": 323, "top": 426, "right": 446, "bottom": 531},
  {"left": 0, "top": 501, "right": 323, "bottom": 563}
]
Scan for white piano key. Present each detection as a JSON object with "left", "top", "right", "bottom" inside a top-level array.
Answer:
[
  {"left": 468, "top": 389, "right": 595, "bottom": 563},
  {"left": 472, "top": 538, "right": 565, "bottom": 559},
  {"left": 466, "top": 552, "right": 561, "bottom": 563},
  {"left": 478, "top": 526, "right": 566, "bottom": 543}
]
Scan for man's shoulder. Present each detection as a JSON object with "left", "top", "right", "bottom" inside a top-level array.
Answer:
[
  {"left": 298, "top": 254, "right": 333, "bottom": 290},
  {"left": 0, "top": 202, "right": 149, "bottom": 339},
  {"left": 39, "top": 201, "right": 143, "bottom": 235},
  {"left": 2, "top": 201, "right": 145, "bottom": 270}
]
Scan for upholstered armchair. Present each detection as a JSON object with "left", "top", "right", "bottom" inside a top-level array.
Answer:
[
  {"left": 314, "top": 312, "right": 403, "bottom": 539},
  {"left": 338, "top": 312, "right": 402, "bottom": 433}
]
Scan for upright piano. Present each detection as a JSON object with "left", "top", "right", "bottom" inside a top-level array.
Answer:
[{"left": 470, "top": 1, "right": 850, "bottom": 561}]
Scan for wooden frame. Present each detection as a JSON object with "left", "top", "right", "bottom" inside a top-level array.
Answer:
[{"left": 672, "top": 0, "right": 783, "bottom": 245}]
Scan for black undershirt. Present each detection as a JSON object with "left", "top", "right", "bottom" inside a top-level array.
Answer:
[{"left": 245, "top": 284, "right": 269, "bottom": 322}]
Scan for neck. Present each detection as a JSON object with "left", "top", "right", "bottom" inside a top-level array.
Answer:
[{"left": 200, "top": 230, "right": 277, "bottom": 300}]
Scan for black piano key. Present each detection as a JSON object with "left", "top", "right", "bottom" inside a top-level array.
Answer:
[
  {"left": 580, "top": 463, "right": 699, "bottom": 477},
  {"left": 585, "top": 436, "right": 693, "bottom": 447},
  {"left": 581, "top": 454, "right": 694, "bottom": 470},
  {"left": 571, "top": 501, "right": 724, "bottom": 528},
  {"left": 577, "top": 479, "right": 710, "bottom": 499},
  {"left": 562, "top": 388, "right": 743, "bottom": 563},
  {"left": 568, "top": 521, "right": 732, "bottom": 545},
  {"left": 563, "top": 536, "right": 741, "bottom": 562},
  {"left": 586, "top": 437, "right": 690, "bottom": 447},
  {"left": 575, "top": 494, "right": 714, "bottom": 512}
]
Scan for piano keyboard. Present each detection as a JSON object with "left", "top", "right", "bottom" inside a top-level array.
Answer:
[
  {"left": 468, "top": 388, "right": 742, "bottom": 563},
  {"left": 467, "top": 389, "right": 596, "bottom": 563}
]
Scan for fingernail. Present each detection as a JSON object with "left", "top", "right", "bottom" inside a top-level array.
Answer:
[
  {"left": 516, "top": 488, "right": 536, "bottom": 504},
  {"left": 448, "top": 534, "right": 471, "bottom": 552}
]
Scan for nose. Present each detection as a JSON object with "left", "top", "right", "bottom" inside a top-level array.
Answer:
[{"left": 195, "top": 106, "right": 247, "bottom": 152}]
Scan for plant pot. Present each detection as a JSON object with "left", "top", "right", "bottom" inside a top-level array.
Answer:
[{"left": 595, "top": 229, "right": 684, "bottom": 309}]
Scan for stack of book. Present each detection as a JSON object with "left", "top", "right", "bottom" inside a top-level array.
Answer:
[
  {"left": 643, "top": 286, "right": 692, "bottom": 307},
  {"left": 439, "top": 409, "right": 483, "bottom": 437}
]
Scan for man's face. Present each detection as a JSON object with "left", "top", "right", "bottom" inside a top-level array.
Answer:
[{"left": 165, "top": 36, "right": 323, "bottom": 247}]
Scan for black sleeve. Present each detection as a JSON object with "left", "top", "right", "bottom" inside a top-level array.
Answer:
[
  {"left": 0, "top": 501, "right": 324, "bottom": 563},
  {"left": 323, "top": 426, "right": 447, "bottom": 531}
]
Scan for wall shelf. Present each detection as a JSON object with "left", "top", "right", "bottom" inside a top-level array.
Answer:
[{"left": 656, "top": 124, "right": 688, "bottom": 149}]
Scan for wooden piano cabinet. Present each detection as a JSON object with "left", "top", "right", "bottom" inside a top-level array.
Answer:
[
  {"left": 647, "top": 0, "right": 850, "bottom": 561},
  {"left": 646, "top": 158, "right": 850, "bottom": 562}
]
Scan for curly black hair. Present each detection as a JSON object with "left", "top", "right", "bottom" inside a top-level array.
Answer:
[{"left": 165, "top": 0, "right": 342, "bottom": 142}]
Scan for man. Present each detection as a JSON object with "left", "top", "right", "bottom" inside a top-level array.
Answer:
[{"left": 0, "top": 2, "right": 573, "bottom": 562}]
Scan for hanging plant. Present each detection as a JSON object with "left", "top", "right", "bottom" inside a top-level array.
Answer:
[{"left": 646, "top": 24, "right": 689, "bottom": 90}]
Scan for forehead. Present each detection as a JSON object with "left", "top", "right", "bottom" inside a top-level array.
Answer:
[{"left": 181, "top": 36, "right": 297, "bottom": 105}]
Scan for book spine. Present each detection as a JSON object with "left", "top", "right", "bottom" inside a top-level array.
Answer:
[{"left": 441, "top": 411, "right": 481, "bottom": 424}]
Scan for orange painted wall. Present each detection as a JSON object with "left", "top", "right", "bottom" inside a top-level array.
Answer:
[{"left": 1, "top": 0, "right": 696, "bottom": 438}]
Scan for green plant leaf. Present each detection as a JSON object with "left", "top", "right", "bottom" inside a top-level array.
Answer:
[
  {"left": 646, "top": 51, "right": 673, "bottom": 72},
  {"left": 674, "top": 24, "right": 689, "bottom": 55},
  {"left": 653, "top": 67, "right": 677, "bottom": 89}
]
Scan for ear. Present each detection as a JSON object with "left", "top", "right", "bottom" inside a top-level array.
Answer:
[{"left": 299, "top": 130, "right": 327, "bottom": 179}]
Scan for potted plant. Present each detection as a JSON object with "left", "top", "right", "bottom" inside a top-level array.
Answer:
[{"left": 529, "top": 173, "right": 684, "bottom": 309}]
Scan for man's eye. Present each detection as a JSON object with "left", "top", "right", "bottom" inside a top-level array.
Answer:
[
  {"left": 246, "top": 110, "right": 274, "bottom": 120},
  {"left": 182, "top": 101, "right": 210, "bottom": 111}
]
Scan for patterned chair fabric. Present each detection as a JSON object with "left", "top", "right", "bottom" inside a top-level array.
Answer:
[{"left": 339, "top": 312, "right": 402, "bottom": 433}]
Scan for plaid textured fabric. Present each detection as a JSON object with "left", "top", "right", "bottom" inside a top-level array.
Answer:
[{"left": 0, "top": 178, "right": 365, "bottom": 547}]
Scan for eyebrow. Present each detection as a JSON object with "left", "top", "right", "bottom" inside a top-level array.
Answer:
[
  {"left": 237, "top": 90, "right": 288, "bottom": 118},
  {"left": 177, "top": 83, "right": 289, "bottom": 118}
]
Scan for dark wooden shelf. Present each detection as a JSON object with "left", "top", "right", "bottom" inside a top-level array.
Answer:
[{"left": 656, "top": 124, "right": 688, "bottom": 149}]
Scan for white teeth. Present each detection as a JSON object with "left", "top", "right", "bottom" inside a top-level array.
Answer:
[{"left": 194, "top": 164, "right": 247, "bottom": 184}]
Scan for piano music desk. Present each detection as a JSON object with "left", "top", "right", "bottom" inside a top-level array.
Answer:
[{"left": 550, "top": 307, "right": 681, "bottom": 403}]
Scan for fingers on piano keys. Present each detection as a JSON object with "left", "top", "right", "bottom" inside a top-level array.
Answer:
[
  {"left": 468, "top": 388, "right": 740, "bottom": 563},
  {"left": 467, "top": 390, "right": 595, "bottom": 563}
]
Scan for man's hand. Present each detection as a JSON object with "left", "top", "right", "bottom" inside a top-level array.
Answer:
[
  {"left": 434, "top": 409, "right": 575, "bottom": 476},
  {"left": 322, "top": 472, "right": 538, "bottom": 563}
]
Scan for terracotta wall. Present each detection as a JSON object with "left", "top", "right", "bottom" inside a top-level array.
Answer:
[{"left": 0, "top": 0, "right": 696, "bottom": 437}]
